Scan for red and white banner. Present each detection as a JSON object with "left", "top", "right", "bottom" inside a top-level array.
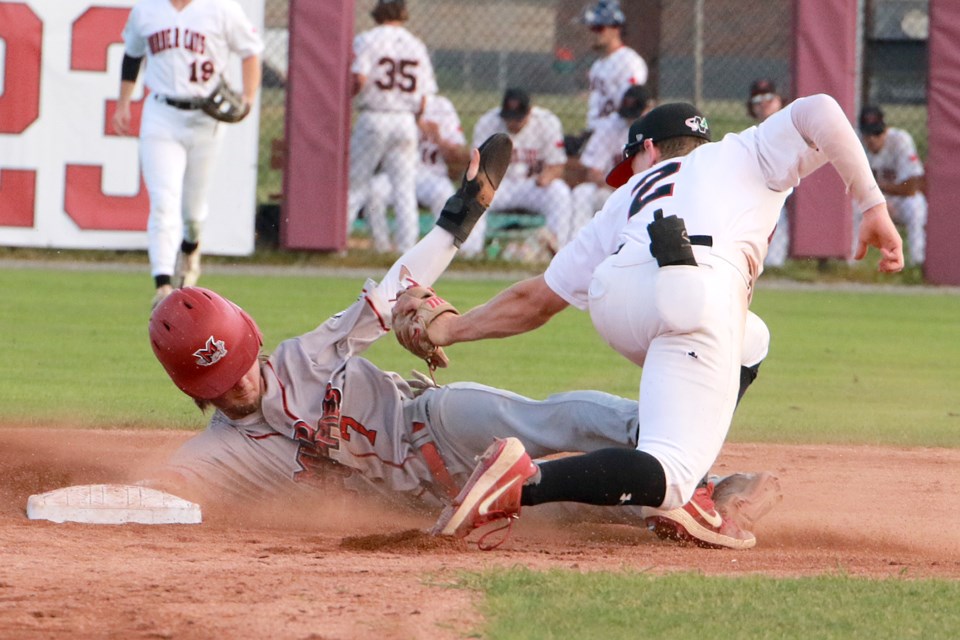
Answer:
[{"left": 0, "top": 0, "right": 263, "bottom": 255}]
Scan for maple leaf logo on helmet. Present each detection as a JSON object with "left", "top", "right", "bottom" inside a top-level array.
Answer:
[{"left": 193, "top": 336, "right": 228, "bottom": 366}]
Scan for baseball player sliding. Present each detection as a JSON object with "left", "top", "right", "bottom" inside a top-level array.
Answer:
[
  {"left": 114, "top": 0, "right": 263, "bottom": 309},
  {"left": 394, "top": 95, "right": 903, "bottom": 550},
  {"left": 347, "top": 0, "right": 438, "bottom": 255},
  {"left": 147, "top": 136, "right": 781, "bottom": 542}
]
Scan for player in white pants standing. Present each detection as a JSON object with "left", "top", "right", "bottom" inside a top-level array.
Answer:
[
  {"left": 414, "top": 96, "right": 903, "bottom": 549},
  {"left": 471, "top": 88, "right": 574, "bottom": 250},
  {"left": 114, "top": 0, "right": 263, "bottom": 308},
  {"left": 855, "top": 105, "right": 927, "bottom": 266},
  {"left": 347, "top": 0, "right": 438, "bottom": 254},
  {"left": 571, "top": 85, "right": 651, "bottom": 239},
  {"left": 364, "top": 95, "right": 470, "bottom": 254}
]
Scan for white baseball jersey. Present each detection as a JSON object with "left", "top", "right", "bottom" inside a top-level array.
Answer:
[
  {"left": 863, "top": 127, "right": 924, "bottom": 185},
  {"left": 579, "top": 112, "right": 631, "bottom": 174},
  {"left": 472, "top": 106, "right": 567, "bottom": 182},
  {"left": 122, "top": 0, "right": 263, "bottom": 99},
  {"left": 419, "top": 95, "right": 466, "bottom": 178},
  {"left": 546, "top": 99, "right": 833, "bottom": 309},
  {"left": 352, "top": 25, "right": 438, "bottom": 113},
  {"left": 587, "top": 46, "right": 648, "bottom": 130}
]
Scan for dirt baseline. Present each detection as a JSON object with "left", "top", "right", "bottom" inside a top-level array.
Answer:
[{"left": 1, "top": 428, "right": 958, "bottom": 639}]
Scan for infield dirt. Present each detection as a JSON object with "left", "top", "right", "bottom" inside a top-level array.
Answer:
[{"left": 1, "top": 428, "right": 958, "bottom": 639}]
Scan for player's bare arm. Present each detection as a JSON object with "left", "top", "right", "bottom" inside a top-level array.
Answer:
[
  {"left": 536, "top": 163, "right": 565, "bottom": 187},
  {"left": 241, "top": 54, "right": 262, "bottom": 106},
  {"left": 878, "top": 175, "right": 923, "bottom": 197},
  {"left": 429, "top": 275, "right": 569, "bottom": 346}
]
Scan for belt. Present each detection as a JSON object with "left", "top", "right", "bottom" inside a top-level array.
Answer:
[
  {"left": 155, "top": 94, "right": 204, "bottom": 110},
  {"left": 413, "top": 422, "right": 460, "bottom": 500}
]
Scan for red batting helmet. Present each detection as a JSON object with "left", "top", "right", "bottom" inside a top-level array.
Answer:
[{"left": 149, "top": 287, "right": 263, "bottom": 400}]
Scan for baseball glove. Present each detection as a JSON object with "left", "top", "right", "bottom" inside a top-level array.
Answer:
[
  {"left": 202, "top": 80, "right": 250, "bottom": 124},
  {"left": 392, "top": 286, "right": 459, "bottom": 370},
  {"left": 436, "top": 133, "right": 513, "bottom": 247}
]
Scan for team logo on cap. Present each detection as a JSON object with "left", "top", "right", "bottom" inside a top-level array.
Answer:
[
  {"left": 685, "top": 116, "right": 709, "bottom": 134},
  {"left": 193, "top": 336, "right": 228, "bottom": 366}
]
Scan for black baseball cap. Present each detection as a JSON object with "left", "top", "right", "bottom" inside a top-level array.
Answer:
[
  {"left": 606, "top": 102, "right": 711, "bottom": 187},
  {"left": 500, "top": 88, "right": 531, "bottom": 120},
  {"left": 859, "top": 106, "right": 886, "bottom": 135},
  {"left": 749, "top": 78, "right": 777, "bottom": 98},
  {"left": 618, "top": 85, "right": 650, "bottom": 119}
]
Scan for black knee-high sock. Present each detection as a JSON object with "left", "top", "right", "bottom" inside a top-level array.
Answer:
[
  {"left": 521, "top": 448, "right": 667, "bottom": 507},
  {"left": 737, "top": 362, "right": 762, "bottom": 407}
]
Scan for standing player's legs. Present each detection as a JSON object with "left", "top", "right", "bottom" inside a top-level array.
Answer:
[
  {"left": 889, "top": 194, "right": 927, "bottom": 266},
  {"left": 140, "top": 101, "right": 189, "bottom": 306},
  {"left": 347, "top": 112, "right": 389, "bottom": 232},
  {"left": 364, "top": 173, "right": 395, "bottom": 253},
  {"left": 515, "top": 178, "right": 574, "bottom": 248},
  {"left": 381, "top": 113, "right": 420, "bottom": 253},
  {"left": 179, "top": 117, "right": 225, "bottom": 287},
  {"left": 586, "top": 246, "right": 747, "bottom": 508},
  {"left": 764, "top": 205, "right": 790, "bottom": 267}
]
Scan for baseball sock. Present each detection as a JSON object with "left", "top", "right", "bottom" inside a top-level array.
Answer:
[{"left": 521, "top": 448, "right": 667, "bottom": 507}]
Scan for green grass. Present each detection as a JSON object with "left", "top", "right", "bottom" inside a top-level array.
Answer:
[
  {"left": 462, "top": 569, "right": 960, "bottom": 640},
  {"left": 2, "top": 264, "right": 958, "bottom": 447}
]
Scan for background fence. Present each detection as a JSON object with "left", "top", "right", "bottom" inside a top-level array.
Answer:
[{"left": 255, "top": 0, "right": 929, "bottom": 250}]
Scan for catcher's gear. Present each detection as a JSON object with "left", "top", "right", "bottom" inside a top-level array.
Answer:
[
  {"left": 202, "top": 80, "right": 250, "bottom": 124},
  {"left": 437, "top": 133, "right": 513, "bottom": 247},
  {"left": 149, "top": 287, "right": 263, "bottom": 400},
  {"left": 391, "top": 286, "right": 459, "bottom": 370}
]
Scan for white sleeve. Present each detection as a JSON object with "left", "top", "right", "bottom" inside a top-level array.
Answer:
[
  {"left": 542, "top": 113, "right": 568, "bottom": 166},
  {"left": 122, "top": 6, "right": 147, "bottom": 57},
  {"left": 224, "top": 0, "right": 264, "bottom": 57},
  {"left": 787, "top": 94, "right": 885, "bottom": 212},
  {"left": 892, "top": 130, "right": 924, "bottom": 181},
  {"left": 367, "top": 227, "right": 458, "bottom": 324}
]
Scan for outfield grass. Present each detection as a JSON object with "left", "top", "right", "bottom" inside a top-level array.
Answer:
[
  {"left": 2, "top": 265, "right": 958, "bottom": 447},
  {"left": 465, "top": 570, "right": 960, "bottom": 640}
]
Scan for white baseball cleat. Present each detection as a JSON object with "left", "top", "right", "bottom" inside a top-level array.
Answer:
[{"left": 178, "top": 250, "right": 202, "bottom": 288}]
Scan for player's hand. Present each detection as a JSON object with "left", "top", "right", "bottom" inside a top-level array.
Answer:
[
  {"left": 113, "top": 101, "right": 132, "bottom": 136},
  {"left": 854, "top": 202, "right": 904, "bottom": 273}
]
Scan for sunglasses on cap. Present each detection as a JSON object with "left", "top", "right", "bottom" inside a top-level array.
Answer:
[
  {"left": 621, "top": 138, "right": 644, "bottom": 161},
  {"left": 750, "top": 92, "right": 777, "bottom": 105}
]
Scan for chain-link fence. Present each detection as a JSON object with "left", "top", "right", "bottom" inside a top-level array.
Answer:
[{"left": 256, "top": 0, "right": 928, "bottom": 260}]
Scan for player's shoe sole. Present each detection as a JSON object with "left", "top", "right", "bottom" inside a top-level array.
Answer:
[{"left": 431, "top": 437, "right": 537, "bottom": 539}]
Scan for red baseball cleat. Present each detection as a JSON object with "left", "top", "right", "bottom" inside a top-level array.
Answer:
[{"left": 641, "top": 481, "right": 757, "bottom": 550}]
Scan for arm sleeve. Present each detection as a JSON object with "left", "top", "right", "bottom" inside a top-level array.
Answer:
[
  {"left": 788, "top": 94, "right": 885, "bottom": 212},
  {"left": 121, "top": 54, "right": 143, "bottom": 82}
]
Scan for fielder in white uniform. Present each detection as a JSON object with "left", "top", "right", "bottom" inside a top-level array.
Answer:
[
  {"left": 856, "top": 105, "right": 927, "bottom": 266},
  {"left": 114, "top": 0, "right": 263, "bottom": 308},
  {"left": 583, "top": 0, "right": 649, "bottom": 132},
  {"left": 419, "top": 95, "right": 904, "bottom": 549},
  {"left": 571, "top": 85, "right": 650, "bottom": 240},
  {"left": 472, "top": 88, "right": 574, "bottom": 249},
  {"left": 347, "top": 0, "right": 438, "bottom": 254},
  {"left": 364, "top": 95, "right": 471, "bottom": 254}
]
